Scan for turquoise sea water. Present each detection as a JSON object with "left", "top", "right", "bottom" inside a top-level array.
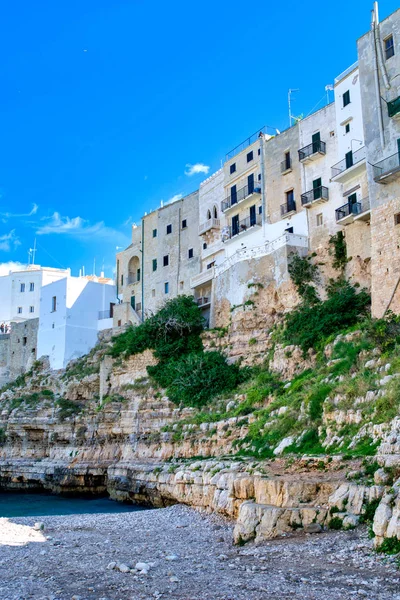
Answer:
[{"left": 0, "top": 492, "right": 148, "bottom": 517}]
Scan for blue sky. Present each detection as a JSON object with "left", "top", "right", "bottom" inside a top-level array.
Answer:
[{"left": 0, "top": 0, "right": 398, "bottom": 277}]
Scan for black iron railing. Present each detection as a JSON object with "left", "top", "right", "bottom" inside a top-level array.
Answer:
[
  {"left": 388, "top": 96, "right": 400, "bottom": 118},
  {"left": 298, "top": 140, "right": 326, "bottom": 161},
  {"left": 301, "top": 186, "right": 329, "bottom": 206},
  {"left": 280, "top": 200, "right": 296, "bottom": 216},
  {"left": 280, "top": 157, "right": 292, "bottom": 172},
  {"left": 229, "top": 212, "right": 262, "bottom": 238},
  {"left": 373, "top": 153, "right": 400, "bottom": 181},
  {"left": 331, "top": 146, "right": 366, "bottom": 178},
  {"left": 221, "top": 183, "right": 262, "bottom": 212}
]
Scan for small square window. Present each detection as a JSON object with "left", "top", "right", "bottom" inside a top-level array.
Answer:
[
  {"left": 203, "top": 242, "right": 207, "bottom": 250},
  {"left": 20, "top": 283, "right": 25, "bottom": 293},
  {"left": 151, "top": 289, "right": 155, "bottom": 297},
  {"left": 152, "top": 228, "right": 157, "bottom": 238},
  {"left": 163, "top": 255, "right": 169, "bottom": 267},
  {"left": 17, "top": 307, "right": 22, "bottom": 314},
  {"left": 29, "top": 282, "right": 34, "bottom": 292},
  {"left": 164, "top": 282, "right": 169, "bottom": 294},
  {"left": 152, "top": 258, "right": 157, "bottom": 271},
  {"left": 343, "top": 90, "right": 350, "bottom": 107},
  {"left": 394, "top": 212, "right": 400, "bottom": 226},
  {"left": 385, "top": 35, "right": 395, "bottom": 60},
  {"left": 345, "top": 123, "right": 350, "bottom": 134},
  {"left": 29, "top": 306, "right": 34, "bottom": 313},
  {"left": 166, "top": 224, "right": 172, "bottom": 235},
  {"left": 247, "top": 151, "right": 253, "bottom": 163},
  {"left": 182, "top": 219, "right": 187, "bottom": 229},
  {"left": 188, "top": 248, "right": 194, "bottom": 259},
  {"left": 316, "top": 213, "right": 323, "bottom": 226},
  {"left": 230, "top": 163, "right": 236, "bottom": 174}
]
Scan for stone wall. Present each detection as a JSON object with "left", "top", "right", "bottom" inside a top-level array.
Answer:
[{"left": 9, "top": 318, "right": 39, "bottom": 379}]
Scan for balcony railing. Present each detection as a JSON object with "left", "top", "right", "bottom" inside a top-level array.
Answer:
[
  {"left": 221, "top": 183, "right": 262, "bottom": 212},
  {"left": 335, "top": 197, "right": 370, "bottom": 222},
  {"left": 388, "top": 96, "right": 400, "bottom": 118},
  {"left": 331, "top": 146, "right": 366, "bottom": 179},
  {"left": 228, "top": 212, "right": 262, "bottom": 239},
  {"left": 373, "top": 153, "right": 400, "bottom": 183},
  {"left": 127, "top": 273, "right": 140, "bottom": 285},
  {"left": 280, "top": 157, "right": 292, "bottom": 173},
  {"left": 280, "top": 200, "right": 296, "bottom": 216},
  {"left": 301, "top": 186, "right": 329, "bottom": 206},
  {"left": 190, "top": 266, "right": 215, "bottom": 289},
  {"left": 298, "top": 140, "right": 326, "bottom": 161},
  {"left": 98, "top": 310, "right": 112, "bottom": 320},
  {"left": 198, "top": 217, "right": 220, "bottom": 235},
  {"left": 196, "top": 296, "right": 211, "bottom": 307}
]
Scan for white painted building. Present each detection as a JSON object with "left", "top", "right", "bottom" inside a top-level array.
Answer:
[
  {"left": 37, "top": 276, "right": 116, "bottom": 369},
  {"left": 0, "top": 265, "right": 70, "bottom": 324}
]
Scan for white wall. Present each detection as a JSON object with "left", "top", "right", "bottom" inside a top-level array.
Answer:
[{"left": 334, "top": 64, "right": 365, "bottom": 160}]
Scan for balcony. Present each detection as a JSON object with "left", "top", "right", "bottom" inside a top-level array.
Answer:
[
  {"left": 127, "top": 274, "right": 140, "bottom": 285},
  {"left": 388, "top": 96, "right": 400, "bottom": 118},
  {"left": 298, "top": 140, "right": 326, "bottom": 162},
  {"left": 221, "top": 183, "right": 262, "bottom": 213},
  {"left": 98, "top": 310, "right": 112, "bottom": 320},
  {"left": 301, "top": 186, "right": 329, "bottom": 207},
  {"left": 199, "top": 217, "right": 220, "bottom": 235},
  {"left": 280, "top": 200, "right": 296, "bottom": 217},
  {"left": 196, "top": 296, "right": 211, "bottom": 308},
  {"left": 190, "top": 266, "right": 215, "bottom": 289},
  {"left": 280, "top": 157, "right": 292, "bottom": 174},
  {"left": 373, "top": 153, "right": 400, "bottom": 184},
  {"left": 331, "top": 146, "right": 366, "bottom": 183},
  {"left": 335, "top": 197, "right": 370, "bottom": 225},
  {"left": 224, "top": 213, "right": 262, "bottom": 241}
]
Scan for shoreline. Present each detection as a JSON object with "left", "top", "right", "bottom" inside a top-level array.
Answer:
[{"left": 1, "top": 504, "right": 399, "bottom": 600}]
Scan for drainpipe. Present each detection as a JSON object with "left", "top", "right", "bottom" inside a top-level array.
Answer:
[
  {"left": 371, "top": 2, "right": 386, "bottom": 149},
  {"left": 374, "top": 2, "right": 391, "bottom": 90},
  {"left": 259, "top": 132, "right": 267, "bottom": 237},
  {"left": 141, "top": 219, "right": 144, "bottom": 321}
]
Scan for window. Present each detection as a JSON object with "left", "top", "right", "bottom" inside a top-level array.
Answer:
[
  {"left": 121, "top": 274, "right": 124, "bottom": 286},
  {"left": 29, "top": 282, "right": 34, "bottom": 292},
  {"left": 258, "top": 205, "right": 263, "bottom": 214},
  {"left": 345, "top": 150, "right": 353, "bottom": 169},
  {"left": 213, "top": 205, "right": 218, "bottom": 219},
  {"left": 166, "top": 224, "right": 172, "bottom": 234},
  {"left": 20, "top": 283, "right": 25, "bottom": 293},
  {"left": 17, "top": 307, "right": 22, "bottom": 314},
  {"left": 180, "top": 281, "right": 184, "bottom": 290},
  {"left": 230, "top": 184, "right": 237, "bottom": 205},
  {"left": 164, "top": 282, "right": 169, "bottom": 294},
  {"left": 152, "top": 258, "right": 157, "bottom": 272},
  {"left": 286, "top": 189, "right": 295, "bottom": 207},
  {"left": 345, "top": 123, "right": 350, "bottom": 134},
  {"left": 118, "top": 319, "right": 122, "bottom": 327},
  {"left": 207, "top": 262, "right": 214, "bottom": 270},
  {"left": 181, "top": 219, "right": 187, "bottom": 229},
  {"left": 51, "top": 296, "right": 57, "bottom": 312},
  {"left": 247, "top": 151, "right": 253, "bottom": 163},
  {"left": 230, "top": 163, "right": 236, "bottom": 174},
  {"left": 163, "top": 255, "right": 169, "bottom": 267},
  {"left": 343, "top": 90, "right": 350, "bottom": 107},
  {"left": 136, "top": 268, "right": 141, "bottom": 282},
  {"left": 23, "top": 337, "right": 27, "bottom": 347},
  {"left": 152, "top": 228, "right": 157, "bottom": 238},
  {"left": 316, "top": 213, "right": 323, "bottom": 226},
  {"left": 188, "top": 248, "right": 194, "bottom": 259},
  {"left": 29, "top": 306, "right": 34, "bottom": 313},
  {"left": 207, "top": 209, "right": 211, "bottom": 219},
  {"left": 394, "top": 212, "right": 400, "bottom": 226},
  {"left": 258, "top": 148, "right": 261, "bottom": 155},
  {"left": 258, "top": 173, "right": 262, "bottom": 181},
  {"left": 284, "top": 151, "right": 291, "bottom": 170},
  {"left": 385, "top": 35, "right": 395, "bottom": 60},
  {"left": 203, "top": 242, "right": 207, "bottom": 250},
  {"left": 151, "top": 289, "right": 155, "bottom": 298},
  {"left": 136, "top": 302, "right": 142, "bottom": 312}
]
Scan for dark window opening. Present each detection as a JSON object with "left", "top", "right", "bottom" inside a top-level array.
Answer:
[
  {"left": 152, "top": 259, "right": 157, "bottom": 271},
  {"left": 343, "top": 90, "right": 350, "bottom": 107},
  {"left": 152, "top": 229, "right": 157, "bottom": 238},
  {"left": 163, "top": 255, "right": 169, "bottom": 267},
  {"left": 182, "top": 219, "right": 187, "bottom": 229},
  {"left": 230, "top": 163, "right": 236, "bottom": 174},
  {"left": 385, "top": 35, "right": 395, "bottom": 60},
  {"left": 188, "top": 248, "right": 194, "bottom": 259},
  {"left": 166, "top": 224, "right": 172, "bottom": 234},
  {"left": 345, "top": 123, "right": 350, "bottom": 134},
  {"left": 247, "top": 151, "right": 253, "bottom": 163}
]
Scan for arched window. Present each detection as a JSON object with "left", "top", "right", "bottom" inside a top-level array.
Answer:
[
  {"left": 213, "top": 205, "right": 218, "bottom": 219},
  {"left": 207, "top": 209, "right": 211, "bottom": 220},
  {"left": 128, "top": 256, "right": 140, "bottom": 284}
]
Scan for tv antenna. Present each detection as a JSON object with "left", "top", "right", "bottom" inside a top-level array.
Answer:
[
  {"left": 28, "top": 238, "right": 37, "bottom": 265},
  {"left": 288, "top": 88, "right": 300, "bottom": 127}
]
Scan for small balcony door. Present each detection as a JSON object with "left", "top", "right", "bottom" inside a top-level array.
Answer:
[
  {"left": 249, "top": 205, "right": 256, "bottom": 226},
  {"left": 345, "top": 151, "right": 353, "bottom": 170},
  {"left": 313, "top": 177, "right": 322, "bottom": 200},
  {"left": 348, "top": 192, "right": 358, "bottom": 214},
  {"left": 231, "top": 185, "right": 237, "bottom": 206},
  {"left": 312, "top": 132, "right": 320, "bottom": 153},
  {"left": 248, "top": 173, "right": 254, "bottom": 195},
  {"left": 130, "top": 295, "right": 135, "bottom": 310},
  {"left": 232, "top": 215, "right": 239, "bottom": 237}
]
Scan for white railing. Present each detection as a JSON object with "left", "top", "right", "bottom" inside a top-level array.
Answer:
[
  {"left": 199, "top": 217, "right": 220, "bottom": 235},
  {"left": 215, "top": 233, "right": 308, "bottom": 277},
  {"left": 190, "top": 267, "right": 215, "bottom": 289},
  {"left": 334, "top": 61, "right": 358, "bottom": 84}
]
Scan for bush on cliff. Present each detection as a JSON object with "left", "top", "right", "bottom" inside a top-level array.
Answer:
[{"left": 283, "top": 279, "right": 370, "bottom": 352}]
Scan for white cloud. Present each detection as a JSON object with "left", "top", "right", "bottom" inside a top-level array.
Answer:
[
  {"left": 0, "top": 261, "right": 26, "bottom": 276},
  {"left": 167, "top": 193, "right": 183, "bottom": 204},
  {"left": 36, "top": 212, "right": 130, "bottom": 246},
  {"left": 0, "top": 203, "right": 38, "bottom": 220},
  {"left": 0, "top": 230, "right": 21, "bottom": 252},
  {"left": 185, "top": 163, "right": 210, "bottom": 176}
]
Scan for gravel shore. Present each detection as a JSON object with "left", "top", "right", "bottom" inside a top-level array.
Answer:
[{"left": 0, "top": 504, "right": 399, "bottom": 600}]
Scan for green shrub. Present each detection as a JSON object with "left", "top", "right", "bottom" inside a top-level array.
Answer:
[
  {"left": 376, "top": 536, "right": 400, "bottom": 555},
  {"left": 288, "top": 253, "right": 320, "bottom": 304},
  {"left": 359, "top": 498, "right": 380, "bottom": 524},
  {"left": 329, "top": 232, "right": 348, "bottom": 271},
  {"left": 283, "top": 280, "right": 370, "bottom": 352},
  {"left": 366, "top": 312, "right": 400, "bottom": 352},
  {"left": 308, "top": 384, "right": 333, "bottom": 420},
  {"left": 329, "top": 517, "right": 343, "bottom": 530},
  {"left": 56, "top": 398, "right": 83, "bottom": 420},
  {"left": 0, "top": 428, "right": 6, "bottom": 445},
  {"left": 284, "top": 428, "right": 324, "bottom": 455}
]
